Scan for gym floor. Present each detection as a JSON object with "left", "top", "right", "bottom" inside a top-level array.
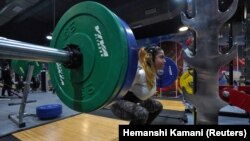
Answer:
[
  {"left": 0, "top": 90, "right": 249, "bottom": 141},
  {"left": 0, "top": 92, "right": 188, "bottom": 140}
]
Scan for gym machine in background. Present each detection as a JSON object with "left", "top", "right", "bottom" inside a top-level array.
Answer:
[{"left": 8, "top": 65, "right": 36, "bottom": 128}]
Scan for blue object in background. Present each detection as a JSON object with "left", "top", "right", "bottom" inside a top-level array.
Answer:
[
  {"left": 157, "top": 57, "right": 178, "bottom": 88},
  {"left": 36, "top": 104, "right": 62, "bottom": 119}
]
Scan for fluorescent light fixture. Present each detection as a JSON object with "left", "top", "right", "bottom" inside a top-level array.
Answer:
[
  {"left": 12, "top": 6, "right": 23, "bottom": 13},
  {"left": 46, "top": 35, "right": 52, "bottom": 40},
  {"left": 131, "top": 24, "right": 143, "bottom": 29},
  {"left": 179, "top": 26, "right": 188, "bottom": 32}
]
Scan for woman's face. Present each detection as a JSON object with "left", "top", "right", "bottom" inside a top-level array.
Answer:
[{"left": 154, "top": 50, "right": 165, "bottom": 70}]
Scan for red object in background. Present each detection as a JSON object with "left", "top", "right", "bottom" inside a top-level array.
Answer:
[
  {"left": 219, "top": 86, "right": 250, "bottom": 112},
  {"left": 185, "top": 37, "right": 193, "bottom": 46},
  {"left": 157, "top": 83, "right": 176, "bottom": 92},
  {"left": 238, "top": 58, "right": 245, "bottom": 66}
]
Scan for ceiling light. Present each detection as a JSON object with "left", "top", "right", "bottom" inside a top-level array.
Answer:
[
  {"left": 174, "top": 0, "right": 183, "bottom": 2},
  {"left": 46, "top": 35, "right": 52, "bottom": 40},
  {"left": 179, "top": 26, "right": 188, "bottom": 32}
]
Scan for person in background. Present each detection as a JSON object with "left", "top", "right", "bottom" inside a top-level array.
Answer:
[
  {"left": 16, "top": 76, "right": 24, "bottom": 93},
  {"left": 111, "top": 46, "right": 166, "bottom": 125},
  {"left": 1, "top": 62, "right": 13, "bottom": 96}
]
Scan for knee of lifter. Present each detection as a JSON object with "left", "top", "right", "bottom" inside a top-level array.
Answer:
[{"left": 135, "top": 108, "right": 149, "bottom": 121}]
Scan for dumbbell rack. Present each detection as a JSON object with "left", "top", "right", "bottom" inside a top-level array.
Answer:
[{"left": 8, "top": 65, "right": 36, "bottom": 128}]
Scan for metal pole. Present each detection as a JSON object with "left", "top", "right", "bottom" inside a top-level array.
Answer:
[
  {"left": 0, "top": 38, "right": 71, "bottom": 63},
  {"left": 19, "top": 65, "right": 34, "bottom": 126},
  {"left": 228, "top": 23, "right": 234, "bottom": 85}
]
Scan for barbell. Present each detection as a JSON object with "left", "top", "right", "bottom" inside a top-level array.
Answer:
[{"left": 0, "top": 1, "right": 177, "bottom": 112}]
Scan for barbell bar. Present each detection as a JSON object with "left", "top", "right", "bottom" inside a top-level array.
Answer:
[{"left": 0, "top": 38, "right": 71, "bottom": 63}]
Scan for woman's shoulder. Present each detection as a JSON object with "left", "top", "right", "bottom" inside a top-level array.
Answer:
[
  {"left": 136, "top": 68, "right": 146, "bottom": 81},
  {"left": 137, "top": 65, "right": 145, "bottom": 74}
]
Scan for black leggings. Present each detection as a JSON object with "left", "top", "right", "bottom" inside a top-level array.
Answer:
[
  {"left": 111, "top": 91, "right": 163, "bottom": 125},
  {"left": 1, "top": 82, "right": 12, "bottom": 96}
]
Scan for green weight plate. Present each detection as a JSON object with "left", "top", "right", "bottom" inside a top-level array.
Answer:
[
  {"left": 11, "top": 60, "right": 42, "bottom": 77},
  {"left": 29, "top": 61, "right": 43, "bottom": 76},
  {"left": 49, "top": 1, "right": 128, "bottom": 112},
  {"left": 12, "top": 60, "right": 26, "bottom": 76}
]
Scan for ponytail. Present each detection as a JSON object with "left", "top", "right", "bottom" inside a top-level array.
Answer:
[{"left": 138, "top": 47, "right": 156, "bottom": 89}]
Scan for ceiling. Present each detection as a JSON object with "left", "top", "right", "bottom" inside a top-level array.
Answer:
[{"left": 0, "top": 0, "right": 247, "bottom": 46}]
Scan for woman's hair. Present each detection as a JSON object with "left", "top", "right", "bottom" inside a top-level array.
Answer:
[{"left": 138, "top": 46, "right": 163, "bottom": 89}]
